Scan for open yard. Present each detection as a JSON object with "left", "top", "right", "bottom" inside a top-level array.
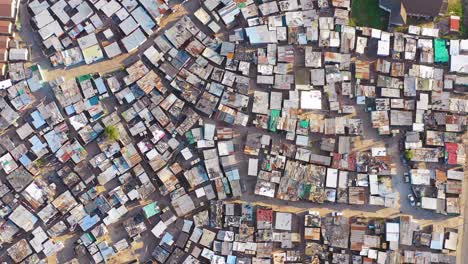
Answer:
[
  {"left": 446, "top": 0, "right": 467, "bottom": 37},
  {"left": 350, "top": 0, "right": 388, "bottom": 30},
  {"left": 448, "top": 0, "right": 463, "bottom": 16}
]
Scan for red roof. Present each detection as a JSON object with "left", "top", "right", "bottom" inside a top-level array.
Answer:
[
  {"left": 332, "top": 152, "right": 357, "bottom": 171},
  {"left": 0, "top": 35, "right": 8, "bottom": 45},
  {"left": 0, "top": 20, "right": 11, "bottom": 34},
  {"left": 450, "top": 16, "right": 460, "bottom": 32},
  {"left": 256, "top": 208, "right": 273, "bottom": 222},
  {"left": 0, "top": 0, "right": 14, "bottom": 18},
  {"left": 445, "top": 143, "right": 458, "bottom": 165}
]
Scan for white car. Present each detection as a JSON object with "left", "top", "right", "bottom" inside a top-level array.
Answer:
[{"left": 408, "top": 194, "right": 416, "bottom": 206}]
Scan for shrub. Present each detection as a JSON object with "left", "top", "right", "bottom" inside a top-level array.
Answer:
[{"left": 104, "top": 126, "right": 119, "bottom": 141}]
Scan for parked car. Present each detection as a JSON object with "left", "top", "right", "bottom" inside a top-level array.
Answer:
[
  {"left": 332, "top": 211, "right": 343, "bottom": 217},
  {"left": 408, "top": 194, "right": 416, "bottom": 206},
  {"left": 404, "top": 172, "right": 410, "bottom": 183}
]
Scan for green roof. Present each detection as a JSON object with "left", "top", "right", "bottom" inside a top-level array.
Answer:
[
  {"left": 434, "top": 39, "right": 449, "bottom": 63},
  {"left": 143, "top": 202, "right": 160, "bottom": 218},
  {"left": 269, "top": 110, "right": 280, "bottom": 132},
  {"left": 298, "top": 184, "right": 311, "bottom": 199},
  {"left": 77, "top": 74, "right": 93, "bottom": 82},
  {"left": 186, "top": 131, "right": 195, "bottom": 144}
]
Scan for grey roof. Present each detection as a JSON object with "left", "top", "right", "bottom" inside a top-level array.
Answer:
[
  {"left": 379, "top": 0, "right": 407, "bottom": 26},
  {"left": 403, "top": 0, "right": 444, "bottom": 17}
]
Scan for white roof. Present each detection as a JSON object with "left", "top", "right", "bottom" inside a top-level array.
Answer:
[
  {"left": 131, "top": 7, "right": 156, "bottom": 35},
  {"left": 447, "top": 170, "right": 464, "bottom": 181},
  {"left": 204, "top": 0, "right": 221, "bottom": 11},
  {"left": 115, "top": 8, "right": 130, "bottom": 21},
  {"left": 410, "top": 170, "right": 431, "bottom": 185},
  {"left": 326, "top": 168, "right": 338, "bottom": 188},
  {"left": 143, "top": 46, "right": 163, "bottom": 66},
  {"left": 368, "top": 249, "right": 378, "bottom": 259},
  {"left": 408, "top": 25, "right": 421, "bottom": 35},
  {"left": 78, "top": 33, "right": 99, "bottom": 49},
  {"left": 356, "top": 36, "right": 368, "bottom": 54},
  {"left": 103, "top": 29, "right": 114, "bottom": 39},
  {"left": 417, "top": 38, "right": 432, "bottom": 48},
  {"left": 195, "top": 8, "right": 211, "bottom": 25},
  {"left": 71, "top": 2, "right": 93, "bottom": 25},
  {"left": 300, "top": 90, "right": 322, "bottom": 109},
  {"left": 151, "top": 221, "right": 167, "bottom": 238},
  {"left": 208, "top": 21, "right": 221, "bottom": 33},
  {"left": 386, "top": 222, "right": 399, "bottom": 242},
  {"left": 104, "top": 42, "right": 122, "bottom": 58},
  {"left": 450, "top": 39, "right": 460, "bottom": 55},
  {"left": 296, "top": 135, "right": 308, "bottom": 147},
  {"left": 252, "top": 91, "right": 269, "bottom": 114},
  {"left": 29, "top": 0, "right": 50, "bottom": 15},
  {"left": 444, "top": 232, "right": 458, "bottom": 250},
  {"left": 421, "top": 27, "right": 439, "bottom": 37},
  {"left": 51, "top": 0, "right": 70, "bottom": 24},
  {"left": 377, "top": 40, "right": 390, "bottom": 56},
  {"left": 371, "top": 147, "right": 386, "bottom": 157},
  {"left": 421, "top": 197, "right": 438, "bottom": 210},
  {"left": 338, "top": 171, "right": 348, "bottom": 188},
  {"left": 101, "top": 0, "right": 122, "bottom": 17},
  {"left": 248, "top": 158, "right": 258, "bottom": 176},
  {"left": 204, "top": 123, "right": 216, "bottom": 140},
  {"left": 386, "top": 222, "right": 399, "bottom": 232},
  {"left": 275, "top": 212, "right": 292, "bottom": 231},
  {"left": 90, "top": 14, "right": 104, "bottom": 29},
  {"left": 381, "top": 32, "right": 391, "bottom": 41},
  {"left": 9, "top": 205, "right": 38, "bottom": 232},
  {"left": 38, "top": 20, "right": 64, "bottom": 40},
  {"left": 34, "top": 10, "right": 54, "bottom": 29},
  {"left": 460, "top": 39, "right": 468, "bottom": 50},
  {"left": 371, "top": 29, "right": 381, "bottom": 39},
  {"left": 450, "top": 55, "right": 468, "bottom": 73},
  {"left": 120, "top": 16, "right": 139, "bottom": 36},
  {"left": 245, "top": 25, "right": 277, "bottom": 44},
  {"left": 270, "top": 92, "right": 282, "bottom": 110},
  {"left": 369, "top": 174, "right": 379, "bottom": 195},
  {"left": 0, "top": 79, "right": 13, "bottom": 90},
  {"left": 377, "top": 251, "right": 387, "bottom": 264},
  {"left": 430, "top": 232, "right": 443, "bottom": 249},
  {"left": 121, "top": 28, "right": 147, "bottom": 52}
]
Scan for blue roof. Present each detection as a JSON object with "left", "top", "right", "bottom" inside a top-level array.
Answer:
[
  {"left": 31, "top": 110, "right": 46, "bottom": 129},
  {"left": 93, "top": 78, "right": 108, "bottom": 94},
  {"left": 227, "top": 255, "right": 237, "bottom": 264},
  {"left": 80, "top": 214, "right": 100, "bottom": 231},
  {"left": 65, "top": 105, "right": 76, "bottom": 115},
  {"left": 89, "top": 96, "right": 99, "bottom": 106},
  {"left": 30, "top": 135, "right": 47, "bottom": 153},
  {"left": 226, "top": 169, "right": 240, "bottom": 180},
  {"left": 160, "top": 233, "right": 174, "bottom": 246},
  {"left": 100, "top": 246, "right": 116, "bottom": 260},
  {"left": 80, "top": 233, "right": 96, "bottom": 246},
  {"left": 19, "top": 154, "right": 32, "bottom": 167}
]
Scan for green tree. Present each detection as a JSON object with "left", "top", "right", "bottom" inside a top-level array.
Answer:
[
  {"left": 34, "top": 158, "right": 46, "bottom": 167},
  {"left": 104, "top": 125, "right": 119, "bottom": 141},
  {"left": 404, "top": 150, "right": 414, "bottom": 161}
]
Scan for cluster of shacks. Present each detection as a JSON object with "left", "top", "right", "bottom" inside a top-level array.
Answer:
[{"left": 0, "top": 0, "right": 465, "bottom": 262}]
